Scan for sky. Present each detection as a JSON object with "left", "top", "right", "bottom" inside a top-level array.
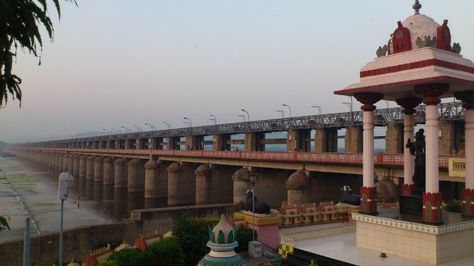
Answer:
[{"left": 1, "top": 0, "right": 473, "bottom": 143}]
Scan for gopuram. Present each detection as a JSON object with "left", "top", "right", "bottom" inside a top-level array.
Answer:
[{"left": 333, "top": 1, "right": 474, "bottom": 264}]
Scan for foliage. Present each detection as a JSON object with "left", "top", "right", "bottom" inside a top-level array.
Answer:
[
  {"left": 97, "top": 259, "right": 118, "bottom": 266},
  {"left": 173, "top": 215, "right": 219, "bottom": 265},
  {"left": 445, "top": 199, "right": 462, "bottom": 213},
  {"left": 146, "top": 237, "right": 185, "bottom": 266},
  {"left": 108, "top": 248, "right": 147, "bottom": 266},
  {"left": 0, "top": 0, "right": 76, "bottom": 106},
  {"left": 0, "top": 215, "right": 10, "bottom": 231},
  {"left": 235, "top": 225, "right": 255, "bottom": 253}
]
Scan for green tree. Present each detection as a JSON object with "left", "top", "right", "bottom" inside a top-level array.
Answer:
[
  {"left": 0, "top": 215, "right": 10, "bottom": 231},
  {"left": 0, "top": 0, "right": 76, "bottom": 106}
]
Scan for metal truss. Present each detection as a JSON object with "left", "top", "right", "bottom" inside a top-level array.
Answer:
[{"left": 32, "top": 102, "right": 465, "bottom": 146}]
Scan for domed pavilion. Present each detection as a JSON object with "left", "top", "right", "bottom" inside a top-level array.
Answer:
[{"left": 335, "top": 0, "right": 474, "bottom": 224}]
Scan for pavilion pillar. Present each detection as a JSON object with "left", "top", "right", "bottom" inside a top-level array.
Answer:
[
  {"left": 417, "top": 84, "right": 448, "bottom": 224},
  {"left": 355, "top": 92, "right": 383, "bottom": 214},
  {"left": 396, "top": 97, "right": 422, "bottom": 196},
  {"left": 455, "top": 91, "right": 474, "bottom": 217}
]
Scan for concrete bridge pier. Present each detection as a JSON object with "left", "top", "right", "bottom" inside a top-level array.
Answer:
[
  {"left": 285, "top": 170, "right": 309, "bottom": 205},
  {"left": 385, "top": 123, "right": 403, "bottom": 153},
  {"left": 287, "top": 129, "right": 311, "bottom": 152},
  {"left": 345, "top": 126, "right": 362, "bottom": 153},
  {"left": 195, "top": 164, "right": 212, "bottom": 205},
  {"left": 167, "top": 162, "right": 196, "bottom": 206},
  {"left": 213, "top": 134, "right": 231, "bottom": 151},
  {"left": 72, "top": 155, "right": 80, "bottom": 191},
  {"left": 113, "top": 158, "right": 128, "bottom": 217},
  {"left": 314, "top": 128, "right": 338, "bottom": 152},
  {"left": 67, "top": 154, "right": 73, "bottom": 173},
  {"left": 232, "top": 167, "right": 251, "bottom": 209},
  {"left": 127, "top": 159, "right": 145, "bottom": 212},
  {"left": 245, "top": 132, "right": 265, "bottom": 151},
  {"left": 62, "top": 154, "right": 69, "bottom": 172},
  {"left": 93, "top": 157, "right": 103, "bottom": 201},
  {"left": 210, "top": 166, "right": 234, "bottom": 204},
  {"left": 102, "top": 157, "right": 115, "bottom": 204},
  {"left": 144, "top": 160, "right": 167, "bottom": 208},
  {"left": 55, "top": 153, "right": 62, "bottom": 172},
  {"left": 79, "top": 155, "right": 87, "bottom": 197},
  {"left": 85, "top": 156, "right": 95, "bottom": 200}
]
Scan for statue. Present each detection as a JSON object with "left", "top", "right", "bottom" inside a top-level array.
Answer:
[
  {"left": 244, "top": 190, "right": 270, "bottom": 214},
  {"left": 406, "top": 129, "right": 426, "bottom": 193}
]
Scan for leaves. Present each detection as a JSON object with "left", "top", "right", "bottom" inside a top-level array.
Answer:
[
  {"left": 0, "top": 215, "right": 10, "bottom": 231},
  {"left": 0, "top": 0, "right": 76, "bottom": 107}
]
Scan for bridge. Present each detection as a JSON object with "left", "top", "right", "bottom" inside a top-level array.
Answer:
[{"left": 8, "top": 102, "right": 466, "bottom": 215}]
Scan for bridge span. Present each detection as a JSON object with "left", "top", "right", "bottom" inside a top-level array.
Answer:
[{"left": 9, "top": 102, "right": 466, "bottom": 214}]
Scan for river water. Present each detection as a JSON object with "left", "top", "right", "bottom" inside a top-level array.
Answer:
[{"left": 0, "top": 156, "right": 115, "bottom": 244}]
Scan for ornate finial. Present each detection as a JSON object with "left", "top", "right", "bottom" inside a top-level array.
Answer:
[{"left": 413, "top": 0, "right": 422, "bottom": 15}]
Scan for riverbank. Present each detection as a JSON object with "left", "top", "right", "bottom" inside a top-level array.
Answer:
[{"left": 0, "top": 156, "right": 114, "bottom": 244}]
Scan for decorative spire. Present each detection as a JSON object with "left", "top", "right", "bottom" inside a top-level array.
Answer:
[{"left": 413, "top": 0, "right": 422, "bottom": 15}]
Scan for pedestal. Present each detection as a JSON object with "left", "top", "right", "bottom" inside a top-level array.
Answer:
[
  {"left": 463, "top": 189, "right": 474, "bottom": 217},
  {"left": 399, "top": 194, "right": 422, "bottom": 217},
  {"left": 401, "top": 184, "right": 414, "bottom": 196},
  {"left": 422, "top": 192, "right": 443, "bottom": 224},
  {"left": 360, "top": 186, "right": 377, "bottom": 214}
]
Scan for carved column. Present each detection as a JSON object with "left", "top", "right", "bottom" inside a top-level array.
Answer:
[
  {"left": 416, "top": 84, "right": 448, "bottom": 224},
  {"left": 355, "top": 92, "right": 383, "bottom": 214},
  {"left": 396, "top": 97, "right": 422, "bottom": 196},
  {"left": 455, "top": 91, "right": 474, "bottom": 217}
]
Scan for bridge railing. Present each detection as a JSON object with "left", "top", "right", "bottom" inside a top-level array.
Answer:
[{"left": 23, "top": 147, "right": 451, "bottom": 169}]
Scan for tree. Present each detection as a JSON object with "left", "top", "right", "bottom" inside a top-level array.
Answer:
[{"left": 0, "top": 0, "right": 76, "bottom": 106}]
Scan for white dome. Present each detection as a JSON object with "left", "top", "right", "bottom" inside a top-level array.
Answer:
[{"left": 402, "top": 14, "right": 439, "bottom": 49}]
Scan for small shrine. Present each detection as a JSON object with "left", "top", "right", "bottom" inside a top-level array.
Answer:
[
  {"left": 334, "top": 1, "right": 474, "bottom": 264},
  {"left": 198, "top": 215, "right": 246, "bottom": 266}
]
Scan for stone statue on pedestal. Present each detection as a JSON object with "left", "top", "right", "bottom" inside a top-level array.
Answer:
[{"left": 406, "top": 129, "right": 426, "bottom": 193}]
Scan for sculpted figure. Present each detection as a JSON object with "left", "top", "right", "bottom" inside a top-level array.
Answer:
[{"left": 406, "top": 129, "right": 426, "bottom": 192}]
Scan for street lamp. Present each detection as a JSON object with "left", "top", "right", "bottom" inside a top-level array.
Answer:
[
  {"left": 134, "top": 125, "right": 143, "bottom": 132},
  {"left": 163, "top": 121, "right": 171, "bottom": 129},
  {"left": 282, "top": 104, "right": 292, "bottom": 117},
  {"left": 276, "top": 109, "right": 284, "bottom": 118},
  {"left": 145, "top": 122, "right": 156, "bottom": 131},
  {"left": 209, "top": 114, "right": 217, "bottom": 125},
  {"left": 183, "top": 117, "right": 192, "bottom": 127},
  {"left": 343, "top": 96, "right": 354, "bottom": 124},
  {"left": 241, "top": 109, "right": 250, "bottom": 121},
  {"left": 237, "top": 114, "right": 246, "bottom": 122},
  {"left": 121, "top": 126, "right": 130, "bottom": 133},
  {"left": 312, "top": 105, "right": 322, "bottom": 115}
]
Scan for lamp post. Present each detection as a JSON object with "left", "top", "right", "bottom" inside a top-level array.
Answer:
[
  {"left": 312, "top": 105, "right": 322, "bottom": 115},
  {"left": 282, "top": 104, "right": 292, "bottom": 117},
  {"left": 276, "top": 109, "right": 284, "bottom": 118},
  {"left": 121, "top": 126, "right": 130, "bottom": 133},
  {"left": 145, "top": 122, "right": 156, "bottom": 131},
  {"left": 134, "top": 125, "right": 143, "bottom": 132},
  {"left": 163, "top": 121, "right": 171, "bottom": 129},
  {"left": 58, "top": 171, "right": 73, "bottom": 266},
  {"left": 343, "top": 96, "right": 354, "bottom": 124},
  {"left": 237, "top": 114, "right": 246, "bottom": 122},
  {"left": 241, "top": 109, "right": 250, "bottom": 121},
  {"left": 209, "top": 114, "right": 217, "bottom": 125},
  {"left": 183, "top": 117, "right": 192, "bottom": 128}
]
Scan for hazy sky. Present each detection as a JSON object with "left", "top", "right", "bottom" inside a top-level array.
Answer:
[{"left": 1, "top": 0, "right": 473, "bottom": 143}]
